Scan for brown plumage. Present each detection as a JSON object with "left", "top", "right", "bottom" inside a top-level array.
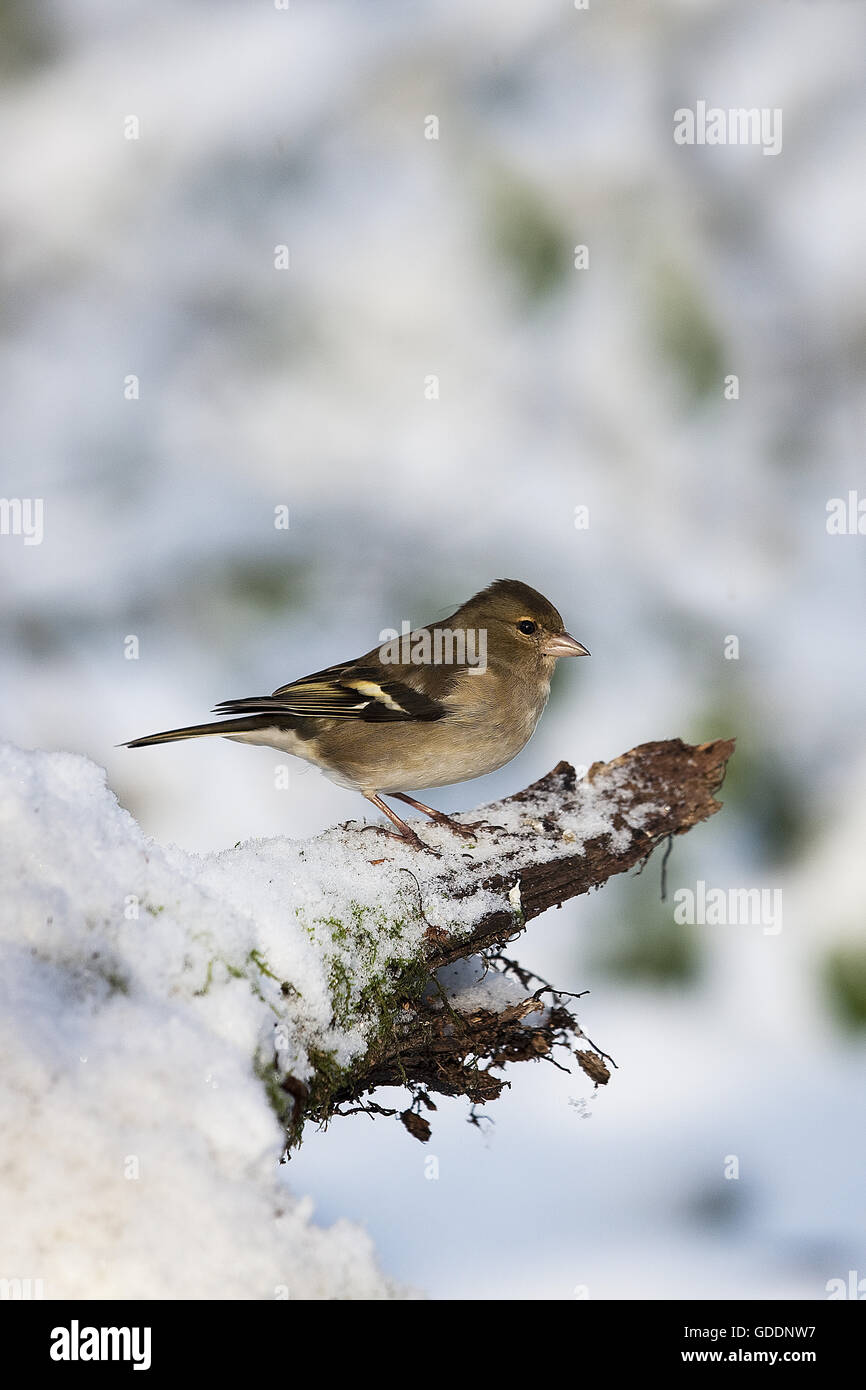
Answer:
[{"left": 123, "top": 579, "right": 589, "bottom": 849}]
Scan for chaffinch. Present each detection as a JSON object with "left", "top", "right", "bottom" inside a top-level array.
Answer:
[{"left": 124, "top": 579, "right": 589, "bottom": 848}]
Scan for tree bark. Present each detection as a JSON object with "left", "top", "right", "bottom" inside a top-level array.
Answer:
[{"left": 292, "top": 737, "right": 735, "bottom": 1145}]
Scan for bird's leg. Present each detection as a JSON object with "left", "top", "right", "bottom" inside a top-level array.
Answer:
[
  {"left": 390, "top": 792, "right": 497, "bottom": 839},
  {"left": 362, "top": 792, "right": 433, "bottom": 852}
]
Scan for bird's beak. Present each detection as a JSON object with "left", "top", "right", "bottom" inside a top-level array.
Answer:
[{"left": 542, "top": 631, "right": 590, "bottom": 658}]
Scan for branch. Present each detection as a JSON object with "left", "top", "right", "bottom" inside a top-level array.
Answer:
[
  {"left": 286, "top": 737, "right": 734, "bottom": 1146},
  {"left": 425, "top": 737, "right": 735, "bottom": 966}
]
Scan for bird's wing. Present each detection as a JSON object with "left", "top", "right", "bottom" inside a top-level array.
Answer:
[{"left": 212, "top": 659, "right": 452, "bottom": 724}]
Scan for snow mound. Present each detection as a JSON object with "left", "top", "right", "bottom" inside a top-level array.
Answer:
[
  {"left": 0, "top": 741, "right": 412, "bottom": 1299},
  {"left": 0, "top": 737, "right": 623, "bottom": 1297}
]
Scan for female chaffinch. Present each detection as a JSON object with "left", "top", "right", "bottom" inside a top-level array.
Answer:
[{"left": 124, "top": 579, "right": 589, "bottom": 848}]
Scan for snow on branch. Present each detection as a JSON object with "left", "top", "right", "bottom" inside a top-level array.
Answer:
[{"left": 276, "top": 737, "right": 735, "bottom": 1144}]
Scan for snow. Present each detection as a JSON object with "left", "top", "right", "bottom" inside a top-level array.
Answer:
[
  {"left": 433, "top": 958, "right": 538, "bottom": 1016},
  {"left": 0, "top": 740, "right": 415, "bottom": 1298},
  {"left": 0, "top": 735, "right": 634, "bottom": 1297}
]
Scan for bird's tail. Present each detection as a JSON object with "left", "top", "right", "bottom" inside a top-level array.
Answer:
[{"left": 121, "top": 714, "right": 277, "bottom": 749}]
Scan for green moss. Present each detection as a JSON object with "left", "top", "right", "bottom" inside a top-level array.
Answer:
[
  {"left": 194, "top": 953, "right": 271, "bottom": 1011},
  {"left": 311, "top": 897, "right": 426, "bottom": 1035},
  {"left": 306, "top": 1047, "right": 343, "bottom": 1087},
  {"left": 327, "top": 956, "right": 354, "bottom": 1020},
  {"left": 252, "top": 895, "right": 451, "bottom": 1144},
  {"left": 248, "top": 948, "right": 280, "bottom": 981},
  {"left": 391, "top": 955, "right": 432, "bottom": 1002},
  {"left": 194, "top": 959, "right": 216, "bottom": 996},
  {"left": 304, "top": 1047, "right": 359, "bottom": 1119},
  {"left": 254, "top": 1053, "right": 295, "bottom": 1129},
  {"left": 272, "top": 903, "right": 440, "bottom": 1135}
]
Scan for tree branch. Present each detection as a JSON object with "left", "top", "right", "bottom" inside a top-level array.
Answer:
[
  {"left": 289, "top": 737, "right": 734, "bottom": 1146},
  {"left": 426, "top": 737, "right": 734, "bottom": 966}
]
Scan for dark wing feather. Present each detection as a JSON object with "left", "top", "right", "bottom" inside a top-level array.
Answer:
[{"left": 213, "top": 662, "right": 448, "bottom": 724}]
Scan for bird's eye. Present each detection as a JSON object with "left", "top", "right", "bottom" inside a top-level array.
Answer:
[{"left": 517, "top": 620, "right": 537, "bottom": 635}]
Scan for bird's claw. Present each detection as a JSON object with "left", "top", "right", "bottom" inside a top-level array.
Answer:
[
  {"left": 360, "top": 824, "right": 440, "bottom": 856},
  {"left": 432, "top": 816, "right": 502, "bottom": 840}
]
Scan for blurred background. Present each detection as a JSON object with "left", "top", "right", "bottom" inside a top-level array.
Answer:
[{"left": 2, "top": 0, "right": 865, "bottom": 1298}]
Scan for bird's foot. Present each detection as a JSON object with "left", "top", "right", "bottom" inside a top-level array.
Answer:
[
  {"left": 359, "top": 824, "right": 440, "bottom": 856},
  {"left": 425, "top": 814, "right": 503, "bottom": 840}
]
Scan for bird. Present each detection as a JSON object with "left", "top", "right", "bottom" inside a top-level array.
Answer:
[{"left": 123, "top": 578, "right": 589, "bottom": 850}]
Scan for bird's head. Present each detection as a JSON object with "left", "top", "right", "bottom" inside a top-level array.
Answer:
[{"left": 454, "top": 579, "right": 589, "bottom": 671}]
